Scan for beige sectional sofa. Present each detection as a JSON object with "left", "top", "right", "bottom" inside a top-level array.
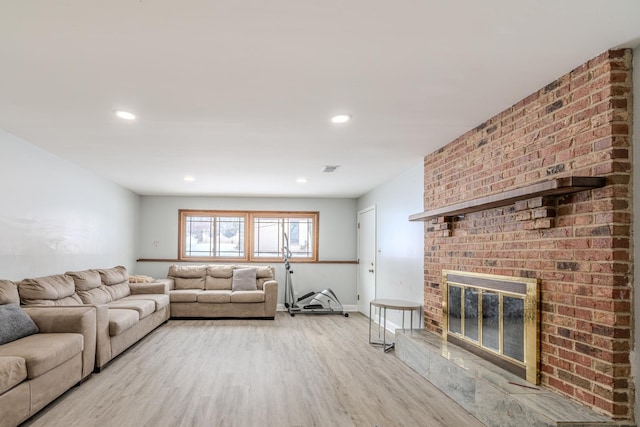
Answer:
[
  {"left": 166, "top": 264, "right": 277, "bottom": 319},
  {"left": 18, "top": 266, "right": 170, "bottom": 371},
  {"left": 0, "top": 280, "right": 96, "bottom": 427},
  {"left": 0, "top": 264, "right": 273, "bottom": 426}
]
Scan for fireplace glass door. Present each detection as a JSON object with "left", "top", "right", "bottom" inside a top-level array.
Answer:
[
  {"left": 448, "top": 286, "right": 524, "bottom": 361},
  {"left": 481, "top": 290, "right": 499, "bottom": 352},
  {"left": 443, "top": 270, "right": 538, "bottom": 384}
]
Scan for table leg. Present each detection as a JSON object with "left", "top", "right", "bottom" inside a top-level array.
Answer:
[
  {"left": 369, "top": 301, "right": 372, "bottom": 344},
  {"left": 410, "top": 308, "right": 414, "bottom": 334},
  {"left": 370, "top": 304, "right": 381, "bottom": 347},
  {"left": 383, "top": 307, "right": 397, "bottom": 352},
  {"left": 369, "top": 302, "right": 420, "bottom": 352},
  {"left": 383, "top": 306, "right": 387, "bottom": 350}
]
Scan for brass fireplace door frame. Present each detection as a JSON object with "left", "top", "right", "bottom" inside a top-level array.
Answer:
[{"left": 442, "top": 270, "right": 540, "bottom": 384}]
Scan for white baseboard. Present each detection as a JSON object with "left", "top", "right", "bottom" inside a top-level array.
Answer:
[
  {"left": 277, "top": 304, "right": 358, "bottom": 312},
  {"left": 370, "top": 316, "right": 422, "bottom": 335}
]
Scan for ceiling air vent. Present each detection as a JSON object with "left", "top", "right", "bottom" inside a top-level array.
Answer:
[{"left": 323, "top": 165, "right": 340, "bottom": 173}]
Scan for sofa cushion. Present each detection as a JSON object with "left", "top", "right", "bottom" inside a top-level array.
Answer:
[
  {"left": 124, "top": 294, "right": 170, "bottom": 310},
  {"left": 95, "top": 266, "right": 131, "bottom": 300},
  {"left": 230, "top": 291, "right": 265, "bottom": 303},
  {"left": 18, "top": 274, "right": 83, "bottom": 306},
  {"left": 169, "top": 264, "right": 206, "bottom": 278},
  {"left": 0, "top": 356, "right": 27, "bottom": 395},
  {"left": 255, "top": 266, "right": 275, "bottom": 290},
  {"left": 205, "top": 265, "right": 234, "bottom": 290},
  {"left": 107, "top": 299, "right": 155, "bottom": 319},
  {"left": 0, "top": 304, "right": 39, "bottom": 345},
  {"left": 66, "top": 269, "right": 102, "bottom": 291},
  {"left": 0, "top": 280, "right": 19, "bottom": 305},
  {"left": 255, "top": 266, "right": 274, "bottom": 279},
  {"left": 0, "top": 333, "right": 83, "bottom": 378},
  {"left": 96, "top": 265, "right": 129, "bottom": 285},
  {"left": 169, "top": 290, "right": 201, "bottom": 303},
  {"left": 231, "top": 267, "right": 257, "bottom": 291},
  {"left": 67, "top": 270, "right": 113, "bottom": 305},
  {"left": 207, "top": 265, "right": 235, "bottom": 278},
  {"left": 205, "top": 276, "right": 232, "bottom": 290},
  {"left": 197, "top": 290, "right": 231, "bottom": 303},
  {"left": 108, "top": 309, "right": 139, "bottom": 336},
  {"left": 167, "top": 264, "right": 207, "bottom": 289},
  {"left": 168, "top": 265, "right": 206, "bottom": 290},
  {"left": 174, "top": 277, "right": 206, "bottom": 290}
]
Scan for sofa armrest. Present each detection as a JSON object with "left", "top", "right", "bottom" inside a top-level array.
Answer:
[
  {"left": 91, "top": 304, "right": 111, "bottom": 369},
  {"left": 23, "top": 304, "right": 110, "bottom": 371},
  {"left": 263, "top": 280, "right": 278, "bottom": 317},
  {"left": 130, "top": 280, "right": 170, "bottom": 295},
  {"left": 22, "top": 306, "right": 97, "bottom": 379}
]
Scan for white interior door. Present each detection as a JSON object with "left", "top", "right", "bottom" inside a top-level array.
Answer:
[{"left": 357, "top": 206, "right": 376, "bottom": 316}]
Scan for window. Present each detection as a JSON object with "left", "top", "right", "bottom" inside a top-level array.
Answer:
[
  {"left": 180, "top": 211, "right": 247, "bottom": 260},
  {"left": 253, "top": 214, "right": 316, "bottom": 259},
  {"left": 179, "top": 210, "right": 318, "bottom": 262}
]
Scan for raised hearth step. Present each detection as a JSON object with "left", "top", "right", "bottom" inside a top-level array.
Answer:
[{"left": 395, "top": 329, "right": 631, "bottom": 427}]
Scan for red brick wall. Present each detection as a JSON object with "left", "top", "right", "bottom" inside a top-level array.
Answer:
[{"left": 422, "top": 49, "right": 633, "bottom": 419}]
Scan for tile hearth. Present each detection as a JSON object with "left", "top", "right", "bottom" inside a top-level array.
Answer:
[{"left": 395, "top": 329, "right": 631, "bottom": 427}]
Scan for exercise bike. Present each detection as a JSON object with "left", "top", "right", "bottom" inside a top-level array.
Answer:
[{"left": 283, "top": 233, "right": 348, "bottom": 317}]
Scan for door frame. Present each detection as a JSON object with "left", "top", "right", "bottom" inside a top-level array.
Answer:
[{"left": 357, "top": 205, "right": 377, "bottom": 316}]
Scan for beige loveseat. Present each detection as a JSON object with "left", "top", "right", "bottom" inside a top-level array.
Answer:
[
  {"left": 166, "top": 264, "right": 277, "bottom": 319},
  {"left": 0, "top": 280, "right": 96, "bottom": 427},
  {"left": 18, "top": 266, "right": 170, "bottom": 371}
]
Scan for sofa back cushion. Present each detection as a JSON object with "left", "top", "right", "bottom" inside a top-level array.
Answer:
[
  {"left": 255, "top": 266, "right": 275, "bottom": 291},
  {"left": 18, "top": 274, "right": 83, "bottom": 306},
  {"left": 0, "top": 280, "right": 19, "bottom": 305},
  {"left": 95, "top": 266, "right": 131, "bottom": 300},
  {"left": 166, "top": 264, "right": 274, "bottom": 290},
  {"left": 168, "top": 265, "right": 206, "bottom": 290},
  {"left": 67, "top": 270, "right": 112, "bottom": 305},
  {"left": 205, "top": 265, "right": 234, "bottom": 290}
]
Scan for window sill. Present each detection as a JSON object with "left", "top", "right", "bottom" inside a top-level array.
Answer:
[{"left": 136, "top": 258, "right": 358, "bottom": 264}]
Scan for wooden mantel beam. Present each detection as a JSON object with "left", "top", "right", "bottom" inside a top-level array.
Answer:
[{"left": 409, "top": 177, "right": 605, "bottom": 222}]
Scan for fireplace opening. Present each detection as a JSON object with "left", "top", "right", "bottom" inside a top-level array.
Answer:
[{"left": 443, "top": 270, "right": 539, "bottom": 384}]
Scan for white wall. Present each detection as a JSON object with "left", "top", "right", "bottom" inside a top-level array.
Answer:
[
  {"left": 0, "top": 130, "right": 140, "bottom": 280},
  {"left": 357, "top": 162, "right": 424, "bottom": 330},
  {"left": 632, "top": 45, "right": 639, "bottom": 422},
  {"left": 135, "top": 196, "right": 358, "bottom": 307}
]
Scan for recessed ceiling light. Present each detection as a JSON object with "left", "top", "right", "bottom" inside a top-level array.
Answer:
[
  {"left": 115, "top": 110, "right": 136, "bottom": 120},
  {"left": 184, "top": 175, "right": 195, "bottom": 182},
  {"left": 331, "top": 114, "right": 351, "bottom": 124},
  {"left": 296, "top": 177, "right": 308, "bottom": 184}
]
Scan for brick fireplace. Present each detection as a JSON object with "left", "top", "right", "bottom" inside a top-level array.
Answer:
[{"left": 417, "top": 49, "right": 633, "bottom": 419}]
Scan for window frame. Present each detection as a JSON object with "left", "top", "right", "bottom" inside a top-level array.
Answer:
[
  {"left": 178, "top": 209, "right": 319, "bottom": 262},
  {"left": 178, "top": 210, "right": 249, "bottom": 262}
]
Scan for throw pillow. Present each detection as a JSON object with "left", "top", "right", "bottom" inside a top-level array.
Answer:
[
  {"left": 0, "top": 304, "right": 39, "bottom": 345},
  {"left": 129, "top": 275, "right": 155, "bottom": 283},
  {"left": 232, "top": 268, "right": 257, "bottom": 291}
]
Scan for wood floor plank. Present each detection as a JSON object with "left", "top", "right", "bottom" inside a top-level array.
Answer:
[{"left": 23, "top": 313, "right": 485, "bottom": 427}]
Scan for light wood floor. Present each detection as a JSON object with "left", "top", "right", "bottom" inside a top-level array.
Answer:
[{"left": 24, "top": 313, "right": 485, "bottom": 427}]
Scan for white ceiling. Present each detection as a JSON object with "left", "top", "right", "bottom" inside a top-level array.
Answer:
[{"left": 1, "top": 1, "right": 639, "bottom": 198}]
